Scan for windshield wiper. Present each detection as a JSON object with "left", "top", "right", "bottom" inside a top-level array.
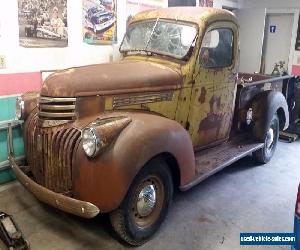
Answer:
[{"left": 145, "top": 18, "right": 159, "bottom": 51}]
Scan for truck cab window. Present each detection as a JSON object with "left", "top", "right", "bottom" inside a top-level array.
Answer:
[{"left": 199, "top": 28, "right": 233, "bottom": 68}]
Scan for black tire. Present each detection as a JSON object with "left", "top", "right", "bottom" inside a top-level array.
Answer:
[
  {"left": 253, "top": 114, "right": 279, "bottom": 164},
  {"left": 109, "top": 158, "right": 173, "bottom": 246}
]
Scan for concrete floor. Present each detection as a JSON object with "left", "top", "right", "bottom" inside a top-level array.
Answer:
[{"left": 0, "top": 140, "right": 299, "bottom": 250}]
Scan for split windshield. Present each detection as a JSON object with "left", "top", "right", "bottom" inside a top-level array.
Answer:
[{"left": 120, "top": 19, "right": 197, "bottom": 59}]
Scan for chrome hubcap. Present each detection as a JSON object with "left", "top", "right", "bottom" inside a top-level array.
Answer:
[
  {"left": 266, "top": 128, "right": 274, "bottom": 150},
  {"left": 136, "top": 184, "right": 156, "bottom": 217}
]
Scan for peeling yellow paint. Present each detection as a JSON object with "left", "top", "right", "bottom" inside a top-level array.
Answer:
[{"left": 106, "top": 7, "right": 240, "bottom": 148}]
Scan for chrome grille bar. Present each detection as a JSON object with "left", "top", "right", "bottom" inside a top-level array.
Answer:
[
  {"left": 40, "top": 104, "right": 75, "bottom": 110},
  {"left": 39, "top": 97, "right": 76, "bottom": 103},
  {"left": 25, "top": 111, "right": 81, "bottom": 193},
  {"left": 39, "top": 112, "right": 76, "bottom": 118},
  {"left": 39, "top": 97, "right": 77, "bottom": 121}
]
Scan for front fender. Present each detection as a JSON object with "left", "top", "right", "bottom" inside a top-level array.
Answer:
[
  {"left": 21, "top": 91, "right": 39, "bottom": 120},
  {"left": 73, "top": 112, "right": 195, "bottom": 212},
  {"left": 251, "top": 91, "right": 289, "bottom": 141}
]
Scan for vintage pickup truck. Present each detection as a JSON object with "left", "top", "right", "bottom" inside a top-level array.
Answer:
[{"left": 9, "top": 7, "right": 299, "bottom": 245}]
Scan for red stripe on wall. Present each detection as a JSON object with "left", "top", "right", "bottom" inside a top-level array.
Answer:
[
  {"left": 0, "top": 72, "right": 42, "bottom": 96},
  {"left": 292, "top": 65, "right": 300, "bottom": 76}
]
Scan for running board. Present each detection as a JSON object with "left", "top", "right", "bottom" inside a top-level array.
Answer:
[{"left": 180, "top": 135, "right": 264, "bottom": 191}]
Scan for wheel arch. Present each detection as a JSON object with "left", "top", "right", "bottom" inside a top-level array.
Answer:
[
  {"left": 276, "top": 106, "right": 287, "bottom": 131},
  {"left": 155, "top": 152, "right": 181, "bottom": 189},
  {"left": 73, "top": 113, "right": 195, "bottom": 212},
  {"left": 250, "top": 90, "right": 289, "bottom": 141}
]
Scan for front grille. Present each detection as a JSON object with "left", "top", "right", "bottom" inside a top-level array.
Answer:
[
  {"left": 39, "top": 97, "right": 77, "bottom": 120},
  {"left": 25, "top": 112, "right": 81, "bottom": 193}
]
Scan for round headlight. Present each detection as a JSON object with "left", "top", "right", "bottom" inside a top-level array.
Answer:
[
  {"left": 16, "top": 97, "right": 25, "bottom": 120},
  {"left": 82, "top": 127, "right": 101, "bottom": 157}
]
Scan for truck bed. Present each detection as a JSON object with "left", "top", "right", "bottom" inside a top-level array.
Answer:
[
  {"left": 235, "top": 73, "right": 292, "bottom": 110},
  {"left": 237, "top": 72, "right": 273, "bottom": 84}
]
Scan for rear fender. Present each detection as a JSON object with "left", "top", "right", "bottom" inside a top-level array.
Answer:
[
  {"left": 73, "top": 113, "right": 195, "bottom": 212},
  {"left": 251, "top": 91, "right": 289, "bottom": 141}
]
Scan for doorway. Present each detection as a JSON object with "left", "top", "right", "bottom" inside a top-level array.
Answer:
[{"left": 262, "top": 14, "right": 294, "bottom": 74}]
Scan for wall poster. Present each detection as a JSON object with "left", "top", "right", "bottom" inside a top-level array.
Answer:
[
  {"left": 83, "top": 0, "right": 117, "bottom": 45},
  {"left": 126, "top": 0, "right": 167, "bottom": 26},
  {"left": 199, "top": 0, "right": 213, "bottom": 7},
  {"left": 18, "top": 0, "right": 68, "bottom": 48}
]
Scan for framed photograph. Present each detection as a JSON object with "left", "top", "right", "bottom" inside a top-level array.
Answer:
[
  {"left": 18, "top": 0, "right": 68, "bottom": 48},
  {"left": 83, "top": 0, "right": 117, "bottom": 45}
]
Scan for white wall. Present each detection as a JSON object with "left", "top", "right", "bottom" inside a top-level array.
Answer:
[
  {"left": 213, "top": 0, "right": 240, "bottom": 9},
  {"left": 239, "top": 0, "right": 300, "bottom": 70},
  {"left": 240, "top": 0, "right": 300, "bottom": 9},
  {"left": 0, "top": 0, "right": 127, "bottom": 74},
  {"left": 235, "top": 8, "right": 266, "bottom": 73}
]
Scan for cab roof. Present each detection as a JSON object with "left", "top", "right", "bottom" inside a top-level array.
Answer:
[{"left": 131, "top": 7, "right": 238, "bottom": 27}]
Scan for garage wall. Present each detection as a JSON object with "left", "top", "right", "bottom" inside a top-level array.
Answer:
[
  {"left": 239, "top": 0, "right": 300, "bottom": 75},
  {"left": 0, "top": 1, "right": 127, "bottom": 74},
  {"left": 213, "top": 0, "right": 239, "bottom": 9},
  {"left": 0, "top": 73, "right": 43, "bottom": 184},
  {"left": 0, "top": 0, "right": 126, "bottom": 183},
  {"left": 240, "top": 0, "right": 300, "bottom": 9},
  {"left": 234, "top": 8, "right": 267, "bottom": 73},
  {"left": 0, "top": 94, "right": 25, "bottom": 184}
]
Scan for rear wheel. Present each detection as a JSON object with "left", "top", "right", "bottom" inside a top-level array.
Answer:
[
  {"left": 110, "top": 158, "right": 173, "bottom": 246},
  {"left": 253, "top": 114, "right": 279, "bottom": 164}
]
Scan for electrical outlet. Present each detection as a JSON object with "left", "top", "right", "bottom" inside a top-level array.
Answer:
[{"left": 0, "top": 55, "right": 6, "bottom": 69}]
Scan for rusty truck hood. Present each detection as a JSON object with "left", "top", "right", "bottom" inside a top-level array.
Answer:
[{"left": 41, "top": 60, "right": 182, "bottom": 97}]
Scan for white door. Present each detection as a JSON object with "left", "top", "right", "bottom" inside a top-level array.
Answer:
[
  {"left": 263, "top": 14, "right": 294, "bottom": 74},
  {"left": 233, "top": 9, "right": 266, "bottom": 73}
]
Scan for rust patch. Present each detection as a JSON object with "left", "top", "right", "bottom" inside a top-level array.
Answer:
[
  {"left": 198, "top": 87, "right": 207, "bottom": 104},
  {"left": 198, "top": 96, "right": 222, "bottom": 131},
  {"left": 25, "top": 114, "right": 80, "bottom": 194},
  {"left": 198, "top": 96, "right": 223, "bottom": 144},
  {"left": 41, "top": 61, "right": 182, "bottom": 97}
]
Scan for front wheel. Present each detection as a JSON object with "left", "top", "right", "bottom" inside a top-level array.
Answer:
[
  {"left": 253, "top": 114, "right": 279, "bottom": 164},
  {"left": 110, "top": 158, "right": 173, "bottom": 246}
]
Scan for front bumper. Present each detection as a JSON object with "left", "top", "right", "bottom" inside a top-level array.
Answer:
[{"left": 9, "top": 156, "right": 100, "bottom": 219}]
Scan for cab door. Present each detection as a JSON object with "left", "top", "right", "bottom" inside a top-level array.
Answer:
[{"left": 187, "top": 22, "right": 238, "bottom": 148}]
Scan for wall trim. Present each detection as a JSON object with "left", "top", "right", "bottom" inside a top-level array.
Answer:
[
  {"left": 0, "top": 72, "right": 42, "bottom": 96},
  {"left": 292, "top": 65, "right": 300, "bottom": 75}
]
